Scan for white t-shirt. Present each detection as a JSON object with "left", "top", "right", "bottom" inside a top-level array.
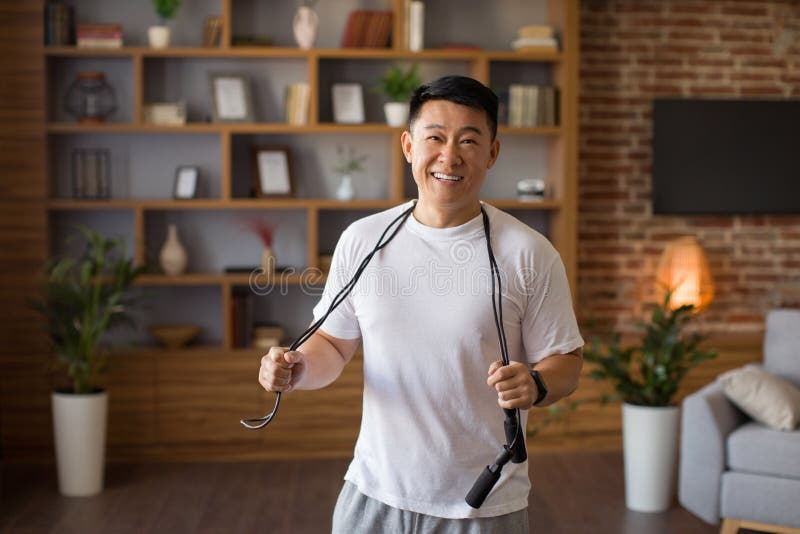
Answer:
[{"left": 312, "top": 201, "right": 583, "bottom": 519}]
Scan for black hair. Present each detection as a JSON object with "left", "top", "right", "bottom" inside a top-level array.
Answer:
[{"left": 408, "top": 75, "right": 499, "bottom": 140}]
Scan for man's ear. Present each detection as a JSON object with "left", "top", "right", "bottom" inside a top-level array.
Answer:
[
  {"left": 486, "top": 138, "right": 500, "bottom": 169},
  {"left": 401, "top": 130, "right": 413, "bottom": 163}
]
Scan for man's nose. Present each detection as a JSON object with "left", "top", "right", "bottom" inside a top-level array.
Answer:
[{"left": 438, "top": 141, "right": 462, "bottom": 165}]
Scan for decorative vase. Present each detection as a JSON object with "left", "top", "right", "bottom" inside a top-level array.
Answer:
[
  {"left": 384, "top": 102, "right": 410, "bottom": 127},
  {"left": 622, "top": 403, "right": 680, "bottom": 512},
  {"left": 293, "top": 6, "right": 318, "bottom": 50},
  {"left": 261, "top": 246, "right": 275, "bottom": 273},
  {"left": 52, "top": 390, "right": 108, "bottom": 496},
  {"left": 148, "top": 25, "right": 171, "bottom": 48},
  {"left": 159, "top": 224, "right": 187, "bottom": 276},
  {"left": 335, "top": 175, "right": 355, "bottom": 201}
]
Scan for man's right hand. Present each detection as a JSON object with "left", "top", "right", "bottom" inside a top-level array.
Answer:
[{"left": 259, "top": 347, "right": 306, "bottom": 393}]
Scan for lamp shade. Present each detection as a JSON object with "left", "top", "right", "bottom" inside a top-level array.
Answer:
[{"left": 656, "top": 236, "right": 714, "bottom": 311}]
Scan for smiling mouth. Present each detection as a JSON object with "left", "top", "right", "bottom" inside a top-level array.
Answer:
[{"left": 432, "top": 172, "right": 464, "bottom": 182}]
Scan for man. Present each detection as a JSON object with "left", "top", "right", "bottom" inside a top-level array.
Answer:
[{"left": 258, "top": 76, "right": 583, "bottom": 533}]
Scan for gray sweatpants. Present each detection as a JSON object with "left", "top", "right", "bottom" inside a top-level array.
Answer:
[{"left": 331, "top": 481, "right": 529, "bottom": 534}]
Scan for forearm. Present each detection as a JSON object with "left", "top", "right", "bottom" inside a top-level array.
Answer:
[
  {"left": 532, "top": 349, "right": 583, "bottom": 407},
  {"left": 294, "top": 331, "right": 352, "bottom": 390}
]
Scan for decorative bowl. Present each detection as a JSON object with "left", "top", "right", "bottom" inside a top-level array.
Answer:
[{"left": 149, "top": 324, "right": 201, "bottom": 349}]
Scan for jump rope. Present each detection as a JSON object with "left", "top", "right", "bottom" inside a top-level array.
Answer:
[{"left": 240, "top": 200, "right": 527, "bottom": 508}]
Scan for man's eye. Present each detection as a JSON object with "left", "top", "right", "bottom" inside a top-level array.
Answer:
[
  {"left": 427, "top": 136, "right": 440, "bottom": 141},
  {"left": 461, "top": 139, "right": 477, "bottom": 144}
]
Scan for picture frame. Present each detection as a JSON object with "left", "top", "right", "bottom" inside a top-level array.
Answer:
[
  {"left": 209, "top": 74, "right": 254, "bottom": 122},
  {"left": 251, "top": 146, "right": 293, "bottom": 197},
  {"left": 331, "top": 83, "right": 365, "bottom": 124},
  {"left": 173, "top": 166, "right": 199, "bottom": 199}
]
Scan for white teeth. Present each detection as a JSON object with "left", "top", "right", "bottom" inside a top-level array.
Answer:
[{"left": 433, "top": 172, "right": 463, "bottom": 182}]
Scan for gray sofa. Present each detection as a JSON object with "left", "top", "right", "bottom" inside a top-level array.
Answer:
[{"left": 678, "top": 309, "right": 800, "bottom": 533}]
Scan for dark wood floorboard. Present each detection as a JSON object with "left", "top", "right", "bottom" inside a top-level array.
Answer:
[{"left": 0, "top": 452, "right": 765, "bottom": 534}]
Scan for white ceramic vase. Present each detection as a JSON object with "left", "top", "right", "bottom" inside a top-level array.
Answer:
[
  {"left": 293, "top": 6, "right": 318, "bottom": 50},
  {"left": 622, "top": 403, "right": 680, "bottom": 512},
  {"left": 160, "top": 224, "right": 187, "bottom": 276},
  {"left": 335, "top": 175, "right": 355, "bottom": 201},
  {"left": 148, "top": 25, "right": 171, "bottom": 48},
  {"left": 384, "top": 102, "right": 410, "bottom": 127},
  {"left": 52, "top": 390, "right": 108, "bottom": 496},
  {"left": 260, "top": 246, "right": 275, "bottom": 273}
]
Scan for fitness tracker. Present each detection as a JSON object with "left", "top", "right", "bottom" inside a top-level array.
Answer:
[{"left": 530, "top": 369, "right": 548, "bottom": 406}]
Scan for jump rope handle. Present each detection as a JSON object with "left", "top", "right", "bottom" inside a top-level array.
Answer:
[{"left": 503, "top": 408, "right": 527, "bottom": 464}]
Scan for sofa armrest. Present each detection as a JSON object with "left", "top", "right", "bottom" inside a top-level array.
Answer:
[{"left": 678, "top": 381, "right": 747, "bottom": 525}]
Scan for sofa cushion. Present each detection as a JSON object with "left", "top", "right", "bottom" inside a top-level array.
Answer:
[
  {"left": 727, "top": 422, "right": 800, "bottom": 479},
  {"left": 717, "top": 364, "right": 800, "bottom": 431},
  {"left": 764, "top": 309, "right": 800, "bottom": 386}
]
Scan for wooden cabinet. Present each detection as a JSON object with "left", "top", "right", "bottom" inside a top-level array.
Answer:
[{"left": 44, "top": 0, "right": 578, "bottom": 458}]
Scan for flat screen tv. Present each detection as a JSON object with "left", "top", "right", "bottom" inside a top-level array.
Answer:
[{"left": 652, "top": 98, "right": 800, "bottom": 215}]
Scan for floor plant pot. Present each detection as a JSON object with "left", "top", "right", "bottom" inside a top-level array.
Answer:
[
  {"left": 622, "top": 403, "right": 680, "bottom": 512},
  {"left": 148, "top": 25, "right": 171, "bottom": 48},
  {"left": 51, "top": 390, "right": 108, "bottom": 496},
  {"left": 384, "top": 102, "right": 409, "bottom": 127}
]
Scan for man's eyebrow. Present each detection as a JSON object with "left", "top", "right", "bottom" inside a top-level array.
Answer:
[{"left": 422, "top": 124, "right": 484, "bottom": 136}]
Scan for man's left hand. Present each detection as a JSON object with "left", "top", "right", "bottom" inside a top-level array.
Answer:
[{"left": 487, "top": 360, "right": 536, "bottom": 410}]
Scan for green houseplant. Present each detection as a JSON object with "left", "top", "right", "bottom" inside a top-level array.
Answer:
[
  {"left": 31, "top": 226, "right": 144, "bottom": 496},
  {"left": 375, "top": 63, "right": 422, "bottom": 126},
  {"left": 531, "top": 290, "right": 717, "bottom": 512},
  {"left": 149, "top": 0, "right": 182, "bottom": 48},
  {"left": 583, "top": 291, "right": 717, "bottom": 407}
]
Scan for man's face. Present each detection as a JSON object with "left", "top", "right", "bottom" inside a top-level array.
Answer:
[{"left": 401, "top": 100, "right": 499, "bottom": 212}]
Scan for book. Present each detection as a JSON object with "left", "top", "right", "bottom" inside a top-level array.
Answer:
[
  {"left": 45, "top": 3, "right": 74, "bottom": 46},
  {"left": 408, "top": 1, "right": 424, "bottom": 51}
]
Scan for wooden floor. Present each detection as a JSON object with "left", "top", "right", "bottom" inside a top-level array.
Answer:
[{"left": 0, "top": 451, "right": 760, "bottom": 534}]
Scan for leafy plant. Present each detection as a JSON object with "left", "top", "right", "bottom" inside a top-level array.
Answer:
[
  {"left": 584, "top": 290, "right": 717, "bottom": 407},
  {"left": 332, "top": 145, "right": 369, "bottom": 175},
  {"left": 30, "top": 226, "right": 145, "bottom": 394},
  {"left": 528, "top": 291, "right": 717, "bottom": 437},
  {"left": 374, "top": 64, "right": 421, "bottom": 102},
  {"left": 153, "top": 0, "right": 181, "bottom": 22}
]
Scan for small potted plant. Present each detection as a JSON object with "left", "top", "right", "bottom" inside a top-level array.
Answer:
[
  {"left": 30, "top": 226, "right": 144, "bottom": 496},
  {"left": 332, "top": 144, "right": 369, "bottom": 201},
  {"left": 374, "top": 63, "right": 421, "bottom": 127},
  {"left": 149, "top": 0, "right": 182, "bottom": 48},
  {"left": 532, "top": 290, "right": 717, "bottom": 513}
]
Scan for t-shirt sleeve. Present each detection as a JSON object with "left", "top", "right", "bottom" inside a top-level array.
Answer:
[
  {"left": 521, "top": 255, "right": 584, "bottom": 364},
  {"left": 311, "top": 228, "right": 362, "bottom": 340}
]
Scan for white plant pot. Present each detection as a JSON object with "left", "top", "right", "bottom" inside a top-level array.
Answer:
[
  {"left": 52, "top": 390, "right": 108, "bottom": 496},
  {"left": 384, "top": 102, "right": 410, "bottom": 127},
  {"left": 622, "top": 403, "right": 680, "bottom": 512},
  {"left": 148, "top": 25, "right": 171, "bottom": 48}
]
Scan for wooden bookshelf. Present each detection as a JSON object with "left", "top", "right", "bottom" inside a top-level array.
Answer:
[{"left": 40, "top": 0, "right": 580, "bottom": 460}]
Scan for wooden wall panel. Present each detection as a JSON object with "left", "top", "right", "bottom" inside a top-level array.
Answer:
[{"left": 0, "top": 1, "right": 51, "bottom": 463}]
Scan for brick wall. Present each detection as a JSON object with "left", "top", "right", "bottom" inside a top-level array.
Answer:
[{"left": 578, "top": 0, "right": 800, "bottom": 335}]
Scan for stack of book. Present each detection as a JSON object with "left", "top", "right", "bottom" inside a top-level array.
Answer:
[
  {"left": 511, "top": 24, "right": 558, "bottom": 52},
  {"left": 508, "top": 85, "right": 559, "bottom": 127},
  {"left": 340, "top": 10, "right": 393, "bottom": 48},
  {"left": 230, "top": 288, "right": 254, "bottom": 349},
  {"left": 76, "top": 24, "right": 123, "bottom": 48},
  {"left": 285, "top": 83, "right": 310, "bottom": 126},
  {"left": 45, "top": 3, "right": 74, "bottom": 46}
]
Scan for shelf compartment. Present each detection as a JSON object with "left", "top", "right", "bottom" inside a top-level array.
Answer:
[
  {"left": 47, "top": 133, "right": 222, "bottom": 201},
  {"left": 144, "top": 209, "right": 308, "bottom": 276},
  {"left": 317, "top": 58, "right": 471, "bottom": 124},
  {"left": 230, "top": 133, "right": 395, "bottom": 200},
  {"left": 143, "top": 56, "right": 308, "bottom": 124},
  {"left": 47, "top": 56, "right": 134, "bottom": 124}
]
